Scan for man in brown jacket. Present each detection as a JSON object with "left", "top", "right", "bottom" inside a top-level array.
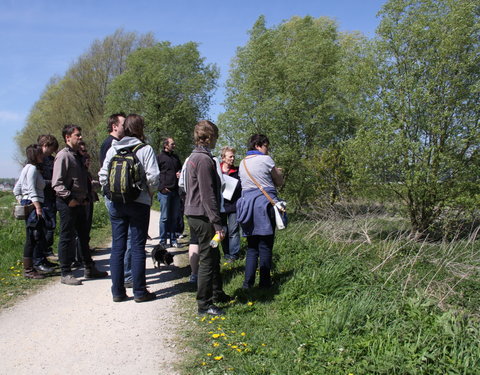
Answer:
[{"left": 52, "top": 124, "right": 107, "bottom": 285}]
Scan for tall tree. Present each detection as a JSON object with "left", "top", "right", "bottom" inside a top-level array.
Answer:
[
  {"left": 346, "top": 0, "right": 480, "bottom": 233},
  {"left": 16, "top": 29, "right": 155, "bottom": 170},
  {"left": 105, "top": 41, "right": 219, "bottom": 158},
  {"left": 219, "top": 16, "right": 370, "bottom": 207}
]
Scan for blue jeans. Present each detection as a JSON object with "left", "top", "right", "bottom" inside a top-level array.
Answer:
[
  {"left": 105, "top": 196, "right": 132, "bottom": 282},
  {"left": 243, "top": 234, "right": 275, "bottom": 288},
  {"left": 221, "top": 212, "right": 240, "bottom": 260},
  {"left": 109, "top": 201, "right": 150, "bottom": 299},
  {"left": 157, "top": 190, "right": 180, "bottom": 242}
]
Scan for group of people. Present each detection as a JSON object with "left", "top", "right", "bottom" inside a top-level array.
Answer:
[{"left": 14, "top": 114, "right": 284, "bottom": 315}]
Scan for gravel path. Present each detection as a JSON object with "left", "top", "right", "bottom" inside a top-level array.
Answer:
[{"left": 0, "top": 209, "right": 192, "bottom": 375}]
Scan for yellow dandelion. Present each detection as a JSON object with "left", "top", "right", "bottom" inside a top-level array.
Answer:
[
  {"left": 201, "top": 317, "right": 206, "bottom": 322},
  {"left": 223, "top": 262, "right": 228, "bottom": 266},
  {"left": 208, "top": 331, "right": 214, "bottom": 334},
  {"left": 227, "top": 343, "right": 232, "bottom": 347},
  {"left": 231, "top": 345, "right": 238, "bottom": 349},
  {"left": 214, "top": 355, "right": 223, "bottom": 361},
  {"left": 201, "top": 362, "right": 207, "bottom": 366},
  {"left": 10, "top": 266, "right": 14, "bottom": 270},
  {"left": 220, "top": 333, "right": 226, "bottom": 337},
  {"left": 212, "top": 333, "right": 220, "bottom": 339},
  {"left": 262, "top": 343, "right": 267, "bottom": 347},
  {"left": 247, "top": 302, "right": 254, "bottom": 306},
  {"left": 240, "top": 332, "right": 246, "bottom": 336},
  {"left": 236, "top": 348, "right": 242, "bottom": 352},
  {"left": 212, "top": 342, "right": 220, "bottom": 347},
  {"left": 221, "top": 317, "right": 226, "bottom": 320},
  {"left": 208, "top": 321, "right": 213, "bottom": 324},
  {"left": 207, "top": 353, "right": 212, "bottom": 357},
  {"left": 230, "top": 330, "right": 236, "bottom": 334}
]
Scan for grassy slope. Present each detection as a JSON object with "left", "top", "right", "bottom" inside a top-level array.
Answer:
[
  {"left": 0, "top": 192, "right": 110, "bottom": 308},
  {"left": 183, "top": 220, "right": 480, "bottom": 375}
]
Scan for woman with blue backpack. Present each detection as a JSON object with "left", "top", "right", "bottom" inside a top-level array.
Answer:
[{"left": 99, "top": 114, "right": 160, "bottom": 303}]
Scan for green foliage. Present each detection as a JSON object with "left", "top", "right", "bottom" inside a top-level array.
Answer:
[
  {"left": 15, "top": 29, "right": 155, "bottom": 172},
  {"left": 345, "top": 0, "right": 480, "bottom": 233},
  {"left": 184, "top": 219, "right": 480, "bottom": 374},
  {"left": 105, "top": 42, "right": 219, "bottom": 159},
  {"left": 219, "top": 16, "right": 371, "bottom": 207}
]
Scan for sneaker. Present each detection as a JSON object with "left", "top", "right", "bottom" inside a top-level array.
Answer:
[
  {"left": 178, "top": 233, "right": 187, "bottom": 239},
  {"left": 189, "top": 274, "right": 198, "bottom": 284},
  {"left": 36, "top": 262, "right": 55, "bottom": 273},
  {"left": 61, "top": 274, "right": 82, "bottom": 286},
  {"left": 198, "top": 305, "right": 225, "bottom": 316},
  {"left": 134, "top": 291, "right": 156, "bottom": 303},
  {"left": 171, "top": 240, "right": 179, "bottom": 248}
]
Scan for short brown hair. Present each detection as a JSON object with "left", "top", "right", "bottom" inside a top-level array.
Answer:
[
  {"left": 107, "top": 112, "right": 126, "bottom": 132},
  {"left": 221, "top": 146, "right": 236, "bottom": 159},
  {"left": 194, "top": 120, "right": 218, "bottom": 147},
  {"left": 25, "top": 144, "right": 43, "bottom": 166},
  {"left": 37, "top": 134, "right": 59, "bottom": 152},
  {"left": 124, "top": 114, "right": 145, "bottom": 141}
]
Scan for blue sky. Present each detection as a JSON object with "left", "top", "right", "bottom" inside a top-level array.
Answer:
[{"left": 0, "top": 0, "right": 386, "bottom": 177}]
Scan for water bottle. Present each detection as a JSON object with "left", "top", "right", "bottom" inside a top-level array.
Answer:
[{"left": 210, "top": 233, "right": 221, "bottom": 248}]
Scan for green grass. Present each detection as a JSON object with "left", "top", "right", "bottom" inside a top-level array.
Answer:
[
  {"left": 0, "top": 192, "right": 110, "bottom": 308},
  {"left": 181, "top": 218, "right": 480, "bottom": 374}
]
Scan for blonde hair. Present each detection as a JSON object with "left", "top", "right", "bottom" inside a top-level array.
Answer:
[{"left": 221, "top": 146, "right": 236, "bottom": 159}]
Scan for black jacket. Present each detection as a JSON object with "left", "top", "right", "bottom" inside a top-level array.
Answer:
[{"left": 157, "top": 150, "right": 182, "bottom": 191}]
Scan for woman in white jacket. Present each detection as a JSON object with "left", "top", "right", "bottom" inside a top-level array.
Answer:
[
  {"left": 13, "top": 144, "right": 54, "bottom": 278},
  {"left": 99, "top": 114, "right": 159, "bottom": 303}
]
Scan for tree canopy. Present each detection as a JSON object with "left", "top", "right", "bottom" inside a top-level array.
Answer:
[{"left": 105, "top": 41, "right": 219, "bottom": 158}]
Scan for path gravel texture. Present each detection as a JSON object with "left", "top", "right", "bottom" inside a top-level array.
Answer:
[{"left": 0, "top": 209, "right": 193, "bottom": 375}]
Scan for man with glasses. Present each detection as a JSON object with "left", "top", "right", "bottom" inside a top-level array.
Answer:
[{"left": 52, "top": 125, "right": 108, "bottom": 285}]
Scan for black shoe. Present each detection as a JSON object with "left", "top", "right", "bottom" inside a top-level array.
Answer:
[
  {"left": 134, "top": 291, "right": 156, "bottom": 303},
  {"left": 198, "top": 305, "right": 225, "bottom": 316},
  {"left": 44, "top": 259, "right": 58, "bottom": 268},
  {"left": 36, "top": 263, "right": 55, "bottom": 273},
  {"left": 213, "top": 293, "right": 233, "bottom": 304},
  {"left": 124, "top": 281, "right": 133, "bottom": 288},
  {"left": 113, "top": 295, "right": 129, "bottom": 302},
  {"left": 71, "top": 261, "right": 82, "bottom": 268}
]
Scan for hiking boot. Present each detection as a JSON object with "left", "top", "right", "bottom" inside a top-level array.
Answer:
[
  {"left": 23, "top": 258, "right": 45, "bottom": 279},
  {"left": 61, "top": 274, "right": 82, "bottom": 285},
  {"left": 84, "top": 264, "right": 108, "bottom": 279}
]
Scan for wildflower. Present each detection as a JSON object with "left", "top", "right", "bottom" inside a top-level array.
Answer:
[
  {"left": 213, "top": 342, "right": 219, "bottom": 347},
  {"left": 207, "top": 353, "right": 212, "bottom": 357},
  {"left": 10, "top": 267, "right": 14, "bottom": 270},
  {"left": 231, "top": 345, "right": 238, "bottom": 349},
  {"left": 240, "top": 332, "right": 246, "bottom": 336},
  {"left": 201, "top": 362, "right": 207, "bottom": 366},
  {"left": 262, "top": 343, "right": 267, "bottom": 347},
  {"left": 200, "top": 317, "right": 206, "bottom": 322},
  {"left": 220, "top": 333, "right": 226, "bottom": 337},
  {"left": 247, "top": 302, "right": 254, "bottom": 306},
  {"left": 223, "top": 262, "right": 228, "bottom": 266},
  {"left": 230, "top": 330, "right": 236, "bottom": 334},
  {"left": 236, "top": 349, "right": 242, "bottom": 352},
  {"left": 214, "top": 355, "right": 223, "bottom": 361},
  {"left": 221, "top": 317, "right": 226, "bottom": 320},
  {"left": 212, "top": 333, "right": 220, "bottom": 339}
]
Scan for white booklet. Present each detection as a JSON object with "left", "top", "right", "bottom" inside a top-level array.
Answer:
[{"left": 222, "top": 174, "right": 239, "bottom": 201}]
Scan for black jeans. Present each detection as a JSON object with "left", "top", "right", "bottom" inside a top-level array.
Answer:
[
  {"left": 24, "top": 219, "right": 47, "bottom": 266},
  {"left": 56, "top": 198, "right": 93, "bottom": 276},
  {"left": 187, "top": 215, "right": 224, "bottom": 310}
]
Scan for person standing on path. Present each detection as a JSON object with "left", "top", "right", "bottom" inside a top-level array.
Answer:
[
  {"left": 99, "top": 114, "right": 160, "bottom": 303},
  {"left": 52, "top": 124, "right": 108, "bottom": 286},
  {"left": 184, "top": 120, "right": 231, "bottom": 316},
  {"left": 157, "top": 137, "right": 182, "bottom": 248}
]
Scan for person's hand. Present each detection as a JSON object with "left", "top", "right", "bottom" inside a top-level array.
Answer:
[
  {"left": 216, "top": 230, "right": 225, "bottom": 241},
  {"left": 35, "top": 208, "right": 43, "bottom": 217},
  {"left": 161, "top": 188, "right": 170, "bottom": 194}
]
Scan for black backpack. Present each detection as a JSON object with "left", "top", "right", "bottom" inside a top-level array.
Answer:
[{"left": 106, "top": 143, "right": 146, "bottom": 203}]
